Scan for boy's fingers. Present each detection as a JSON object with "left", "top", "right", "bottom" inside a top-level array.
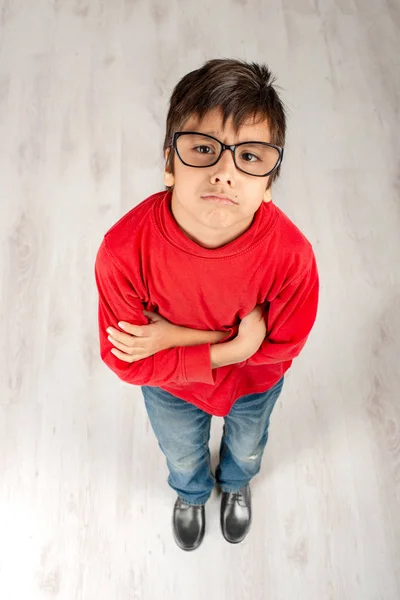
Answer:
[
  {"left": 108, "top": 335, "right": 134, "bottom": 352},
  {"left": 109, "top": 329, "right": 136, "bottom": 345},
  {"left": 118, "top": 321, "right": 143, "bottom": 335},
  {"left": 111, "top": 348, "right": 134, "bottom": 362}
]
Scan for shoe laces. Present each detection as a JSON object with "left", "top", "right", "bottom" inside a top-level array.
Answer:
[
  {"left": 231, "top": 491, "right": 243, "bottom": 501},
  {"left": 228, "top": 487, "right": 247, "bottom": 506}
]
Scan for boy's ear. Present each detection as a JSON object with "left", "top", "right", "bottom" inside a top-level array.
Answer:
[
  {"left": 263, "top": 183, "right": 272, "bottom": 203},
  {"left": 164, "top": 171, "right": 175, "bottom": 186},
  {"left": 164, "top": 147, "right": 175, "bottom": 187}
]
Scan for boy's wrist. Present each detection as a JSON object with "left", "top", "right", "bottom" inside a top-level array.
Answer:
[
  {"left": 172, "top": 325, "right": 230, "bottom": 347},
  {"left": 171, "top": 325, "right": 249, "bottom": 368},
  {"left": 210, "top": 338, "right": 247, "bottom": 368}
]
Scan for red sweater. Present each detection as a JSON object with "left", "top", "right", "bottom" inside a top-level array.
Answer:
[{"left": 94, "top": 190, "right": 319, "bottom": 417}]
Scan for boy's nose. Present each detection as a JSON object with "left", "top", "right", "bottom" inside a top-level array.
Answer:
[{"left": 214, "top": 148, "right": 237, "bottom": 172}]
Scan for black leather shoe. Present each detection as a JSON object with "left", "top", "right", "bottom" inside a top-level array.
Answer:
[
  {"left": 220, "top": 484, "right": 252, "bottom": 543},
  {"left": 172, "top": 497, "right": 206, "bottom": 551}
]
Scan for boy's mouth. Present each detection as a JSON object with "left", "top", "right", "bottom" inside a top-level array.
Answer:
[{"left": 201, "top": 194, "right": 237, "bottom": 205}]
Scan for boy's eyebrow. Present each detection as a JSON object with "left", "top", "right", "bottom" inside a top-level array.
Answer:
[
  {"left": 196, "top": 130, "right": 268, "bottom": 143},
  {"left": 202, "top": 130, "right": 231, "bottom": 138}
]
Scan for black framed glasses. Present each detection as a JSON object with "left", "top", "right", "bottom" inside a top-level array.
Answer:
[{"left": 172, "top": 131, "right": 284, "bottom": 177}]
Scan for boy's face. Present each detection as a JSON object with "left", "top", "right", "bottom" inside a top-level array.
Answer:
[{"left": 164, "top": 107, "right": 274, "bottom": 249}]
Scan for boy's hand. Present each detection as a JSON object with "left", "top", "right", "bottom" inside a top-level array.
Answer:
[
  {"left": 236, "top": 304, "right": 267, "bottom": 358},
  {"left": 106, "top": 311, "right": 180, "bottom": 363}
]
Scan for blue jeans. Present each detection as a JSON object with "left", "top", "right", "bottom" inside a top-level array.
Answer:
[{"left": 141, "top": 376, "right": 284, "bottom": 505}]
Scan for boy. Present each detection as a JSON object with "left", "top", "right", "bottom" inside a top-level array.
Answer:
[{"left": 94, "top": 58, "right": 319, "bottom": 551}]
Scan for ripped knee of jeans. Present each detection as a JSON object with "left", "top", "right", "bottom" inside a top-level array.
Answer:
[{"left": 244, "top": 453, "right": 259, "bottom": 461}]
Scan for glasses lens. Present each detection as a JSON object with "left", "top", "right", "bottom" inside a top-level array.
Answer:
[
  {"left": 176, "top": 134, "right": 280, "bottom": 175},
  {"left": 177, "top": 134, "right": 221, "bottom": 167},
  {"left": 235, "top": 142, "right": 280, "bottom": 175}
]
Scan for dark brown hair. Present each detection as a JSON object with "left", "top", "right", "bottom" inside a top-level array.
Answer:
[{"left": 163, "top": 58, "right": 287, "bottom": 191}]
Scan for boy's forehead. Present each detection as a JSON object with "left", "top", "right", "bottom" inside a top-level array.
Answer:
[{"left": 182, "top": 109, "right": 271, "bottom": 141}]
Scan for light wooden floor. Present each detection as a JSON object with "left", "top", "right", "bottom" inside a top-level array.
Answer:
[{"left": 1, "top": 1, "right": 399, "bottom": 599}]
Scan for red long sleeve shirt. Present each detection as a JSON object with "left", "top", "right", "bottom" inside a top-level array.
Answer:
[{"left": 94, "top": 190, "right": 319, "bottom": 417}]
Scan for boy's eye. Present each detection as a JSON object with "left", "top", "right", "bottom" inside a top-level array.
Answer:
[
  {"left": 194, "top": 145, "right": 214, "bottom": 154},
  {"left": 241, "top": 152, "right": 259, "bottom": 162}
]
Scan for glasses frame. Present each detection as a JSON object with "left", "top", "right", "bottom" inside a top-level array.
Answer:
[{"left": 172, "top": 131, "right": 284, "bottom": 177}]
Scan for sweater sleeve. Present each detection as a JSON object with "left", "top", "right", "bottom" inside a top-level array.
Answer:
[
  {"left": 245, "top": 250, "right": 319, "bottom": 366},
  {"left": 94, "top": 239, "right": 215, "bottom": 386}
]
